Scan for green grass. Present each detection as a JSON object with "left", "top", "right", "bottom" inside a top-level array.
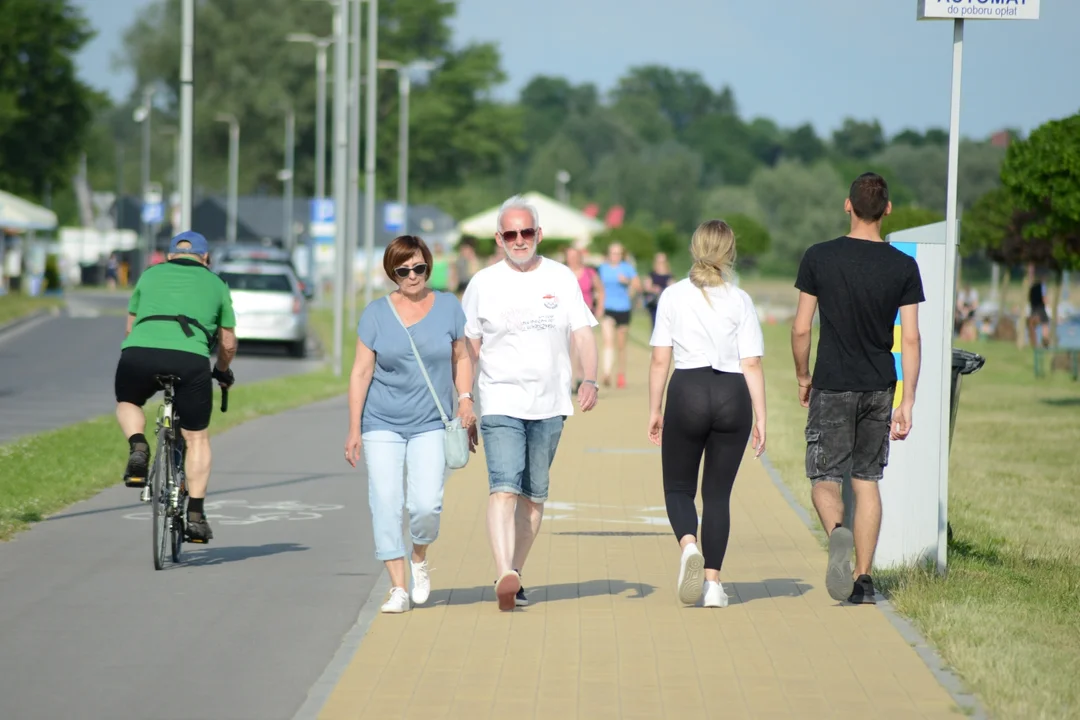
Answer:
[
  {"left": 0, "top": 307, "right": 354, "bottom": 541},
  {"left": 627, "top": 292, "right": 1080, "bottom": 719},
  {"left": 758, "top": 323, "right": 1080, "bottom": 720},
  {"left": 0, "top": 293, "right": 63, "bottom": 326}
]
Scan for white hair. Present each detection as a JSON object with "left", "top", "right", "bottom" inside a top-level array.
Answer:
[{"left": 496, "top": 194, "right": 539, "bottom": 231}]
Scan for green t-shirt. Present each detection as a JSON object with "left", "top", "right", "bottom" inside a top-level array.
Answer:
[
  {"left": 123, "top": 258, "right": 236, "bottom": 358},
  {"left": 429, "top": 257, "right": 449, "bottom": 290}
]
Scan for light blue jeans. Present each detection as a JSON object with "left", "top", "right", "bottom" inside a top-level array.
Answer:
[{"left": 362, "top": 428, "right": 447, "bottom": 562}]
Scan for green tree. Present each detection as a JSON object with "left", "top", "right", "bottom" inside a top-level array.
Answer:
[
  {"left": 654, "top": 221, "right": 682, "bottom": 256},
  {"left": 0, "top": 0, "right": 101, "bottom": 199},
  {"left": 881, "top": 206, "right": 945, "bottom": 239},
  {"left": 784, "top": 123, "right": 827, "bottom": 164},
  {"left": 832, "top": 118, "right": 886, "bottom": 159},
  {"left": 117, "top": 0, "right": 520, "bottom": 198},
  {"left": 591, "top": 223, "right": 655, "bottom": 262},
  {"left": 726, "top": 213, "right": 771, "bottom": 262},
  {"left": 518, "top": 76, "right": 597, "bottom": 150},
  {"left": 1000, "top": 113, "right": 1080, "bottom": 271}
]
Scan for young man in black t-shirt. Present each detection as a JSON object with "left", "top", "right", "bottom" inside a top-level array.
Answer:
[{"left": 791, "top": 172, "right": 925, "bottom": 605}]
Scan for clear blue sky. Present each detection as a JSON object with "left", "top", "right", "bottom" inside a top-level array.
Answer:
[{"left": 76, "top": 0, "right": 1079, "bottom": 140}]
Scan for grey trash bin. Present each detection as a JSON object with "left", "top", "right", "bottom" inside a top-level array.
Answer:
[{"left": 947, "top": 348, "right": 985, "bottom": 542}]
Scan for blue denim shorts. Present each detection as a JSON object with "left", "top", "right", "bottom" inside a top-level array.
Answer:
[{"left": 480, "top": 414, "right": 565, "bottom": 503}]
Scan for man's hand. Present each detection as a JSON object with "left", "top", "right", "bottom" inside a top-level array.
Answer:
[
  {"left": 891, "top": 399, "right": 914, "bottom": 440},
  {"left": 577, "top": 380, "right": 598, "bottom": 412},
  {"left": 798, "top": 379, "right": 812, "bottom": 408},
  {"left": 212, "top": 366, "right": 235, "bottom": 390},
  {"left": 468, "top": 423, "right": 479, "bottom": 453}
]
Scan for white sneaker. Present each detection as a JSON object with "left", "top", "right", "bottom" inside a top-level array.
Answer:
[
  {"left": 380, "top": 587, "right": 410, "bottom": 613},
  {"left": 677, "top": 543, "right": 706, "bottom": 605},
  {"left": 702, "top": 580, "right": 729, "bottom": 608},
  {"left": 411, "top": 560, "right": 431, "bottom": 605}
]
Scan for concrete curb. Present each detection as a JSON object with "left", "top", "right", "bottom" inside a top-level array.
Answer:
[
  {"left": 758, "top": 453, "right": 988, "bottom": 720},
  {"left": 291, "top": 569, "right": 391, "bottom": 720}
]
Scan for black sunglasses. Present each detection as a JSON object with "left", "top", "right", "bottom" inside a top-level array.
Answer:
[
  {"left": 393, "top": 263, "right": 428, "bottom": 279},
  {"left": 500, "top": 227, "right": 538, "bottom": 242}
]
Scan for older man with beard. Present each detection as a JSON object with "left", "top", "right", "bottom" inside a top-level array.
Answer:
[{"left": 462, "top": 194, "right": 600, "bottom": 611}]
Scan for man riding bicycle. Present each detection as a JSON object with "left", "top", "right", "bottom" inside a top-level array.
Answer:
[{"left": 114, "top": 231, "right": 237, "bottom": 543}]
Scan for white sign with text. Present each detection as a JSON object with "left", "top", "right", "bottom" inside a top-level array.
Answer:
[{"left": 918, "top": 0, "right": 1040, "bottom": 20}]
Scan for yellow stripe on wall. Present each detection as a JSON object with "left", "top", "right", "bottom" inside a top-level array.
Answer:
[
  {"left": 892, "top": 325, "right": 902, "bottom": 353},
  {"left": 893, "top": 381, "right": 903, "bottom": 410}
]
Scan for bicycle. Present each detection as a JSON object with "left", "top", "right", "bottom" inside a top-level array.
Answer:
[{"left": 141, "top": 374, "right": 229, "bottom": 570}]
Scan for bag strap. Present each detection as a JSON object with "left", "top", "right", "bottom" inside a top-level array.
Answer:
[{"left": 384, "top": 295, "right": 451, "bottom": 425}]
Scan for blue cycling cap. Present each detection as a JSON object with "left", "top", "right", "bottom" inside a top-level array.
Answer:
[{"left": 168, "top": 231, "right": 210, "bottom": 256}]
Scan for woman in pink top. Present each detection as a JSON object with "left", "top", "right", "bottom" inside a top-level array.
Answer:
[{"left": 565, "top": 247, "right": 604, "bottom": 392}]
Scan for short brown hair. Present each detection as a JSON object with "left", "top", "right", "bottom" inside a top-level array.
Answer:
[
  {"left": 848, "top": 172, "right": 890, "bottom": 221},
  {"left": 382, "top": 235, "right": 433, "bottom": 282}
]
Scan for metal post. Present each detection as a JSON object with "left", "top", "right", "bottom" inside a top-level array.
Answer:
[
  {"left": 314, "top": 42, "right": 328, "bottom": 296},
  {"left": 362, "top": 0, "right": 378, "bottom": 307},
  {"left": 216, "top": 115, "right": 240, "bottom": 245},
  {"left": 331, "top": 0, "right": 349, "bottom": 376},
  {"left": 284, "top": 109, "right": 295, "bottom": 251},
  {"left": 398, "top": 71, "right": 409, "bottom": 235},
  {"left": 937, "top": 18, "right": 964, "bottom": 575},
  {"left": 141, "top": 86, "right": 153, "bottom": 265},
  {"left": 179, "top": 0, "right": 194, "bottom": 232},
  {"left": 347, "top": 0, "right": 362, "bottom": 330}
]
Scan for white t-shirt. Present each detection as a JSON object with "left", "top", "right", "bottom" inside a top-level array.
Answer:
[
  {"left": 649, "top": 278, "right": 764, "bottom": 373},
  {"left": 463, "top": 258, "right": 598, "bottom": 419}
]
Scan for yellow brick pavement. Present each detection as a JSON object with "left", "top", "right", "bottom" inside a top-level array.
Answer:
[{"left": 319, "top": 349, "right": 961, "bottom": 720}]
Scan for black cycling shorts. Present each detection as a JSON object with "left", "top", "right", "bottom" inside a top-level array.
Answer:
[
  {"left": 114, "top": 347, "right": 213, "bottom": 431},
  {"left": 604, "top": 309, "right": 631, "bottom": 327}
]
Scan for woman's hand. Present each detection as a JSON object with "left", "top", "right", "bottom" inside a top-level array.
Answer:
[
  {"left": 751, "top": 418, "right": 766, "bottom": 458},
  {"left": 345, "top": 431, "right": 362, "bottom": 467},
  {"left": 457, "top": 399, "right": 478, "bottom": 453},
  {"left": 647, "top": 411, "right": 663, "bottom": 446}
]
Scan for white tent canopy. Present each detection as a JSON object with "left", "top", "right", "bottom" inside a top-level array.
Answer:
[
  {"left": 457, "top": 192, "right": 606, "bottom": 248},
  {"left": 0, "top": 189, "right": 58, "bottom": 232}
]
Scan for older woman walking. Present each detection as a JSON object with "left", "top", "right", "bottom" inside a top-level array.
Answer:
[
  {"left": 647, "top": 220, "right": 767, "bottom": 608},
  {"left": 345, "top": 235, "right": 477, "bottom": 613}
]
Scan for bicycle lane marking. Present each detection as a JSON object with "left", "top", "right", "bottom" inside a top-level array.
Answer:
[{"left": 122, "top": 499, "right": 345, "bottom": 525}]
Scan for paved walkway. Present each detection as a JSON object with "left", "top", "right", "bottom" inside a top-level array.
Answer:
[{"left": 316, "top": 348, "right": 961, "bottom": 719}]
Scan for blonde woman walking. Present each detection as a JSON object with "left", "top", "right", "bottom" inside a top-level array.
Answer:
[{"left": 647, "top": 220, "right": 767, "bottom": 608}]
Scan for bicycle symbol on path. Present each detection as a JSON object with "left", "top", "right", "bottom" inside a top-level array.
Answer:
[{"left": 123, "top": 499, "right": 344, "bottom": 526}]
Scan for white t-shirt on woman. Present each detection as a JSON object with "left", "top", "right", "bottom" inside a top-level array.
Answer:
[{"left": 649, "top": 278, "right": 764, "bottom": 373}]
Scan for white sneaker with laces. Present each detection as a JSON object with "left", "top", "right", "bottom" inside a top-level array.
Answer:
[
  {"left": 380, "top": 587, "right": 410, "bottom": 613},
  {"left": 677, "top": 542, "right": 705, "bottom": 605},
  {"left": 411, "top": 560, "right": 431, "bottom": 605},
  {"left": 702, "top": 580, "right": 729, "bottom": 608}
]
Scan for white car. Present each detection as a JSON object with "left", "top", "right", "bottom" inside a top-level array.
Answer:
[{"left": 216, "top": 261, "right": 310, "bottom": 358}]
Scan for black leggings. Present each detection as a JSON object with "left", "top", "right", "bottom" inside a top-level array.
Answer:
[{"left": 662, "top": 367, "right": 753, "bottom": 571}]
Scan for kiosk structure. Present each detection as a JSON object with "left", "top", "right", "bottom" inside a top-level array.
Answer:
[{"left": 841, "top": 221, "right": 951, "bottom": 570}]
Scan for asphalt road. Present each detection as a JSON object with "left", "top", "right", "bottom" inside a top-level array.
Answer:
[
  {"left": 0, "top": 292, "right": 322, "bottom": 445},
  {"left": 0, "top": 395, "right": 381, "bottom": 720}
]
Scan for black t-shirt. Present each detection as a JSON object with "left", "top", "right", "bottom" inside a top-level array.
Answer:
[
  {"left": 1029, "top": 282, "right": 1045, "bottom": 310},
  {"left": 795, "top": 236, "right": 925, "bottom": 392}
]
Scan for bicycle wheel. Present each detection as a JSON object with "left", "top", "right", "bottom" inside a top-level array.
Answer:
[{"left": 150, "top": 433, "right": 170, "bottom": 571}]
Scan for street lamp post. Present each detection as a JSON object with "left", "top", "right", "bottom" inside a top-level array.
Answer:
[
  {"left": 362, "top": 0, "right": 379, "bottom": 308},
  {"left": 377, "top": 59, "right": 436, "bottom": 242},
  {"left": 179, "top": 0, "right": 194, "bottom": 232},
  {"left": 346, "top": 0, "right": 362, "bottom": 331},
  {"left": 134, "top": 86, "right": 154, "bottom": 266},
  {"left": 282, "top": 108, "right": 296, "bottom": 251},
  {"left": 287, "top": 32, "right": 334, "bottom": 294},
  {"left": 330, "top": 0, "right": 349, "bottom": 377},
  {"left": 215, "top": 113, "right": 239, "bottom": 245}
]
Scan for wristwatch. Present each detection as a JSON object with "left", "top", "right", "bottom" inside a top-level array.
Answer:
[
  {"left": 582, "top": 380, "right": 598, "bottom": 388},
  {"left": 458, "top": 392, "right": 473, "bottom": 401}
]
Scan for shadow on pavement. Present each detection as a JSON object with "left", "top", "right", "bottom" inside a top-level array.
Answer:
[
  {"left": 425, "top": 578, "right": 655, "bottom": 607},
  {"left": 724, "top": 578, "right": 813, "bottom": 605},
  {"left": 178, "top": 542, "right": 309, "bottom": 566}
]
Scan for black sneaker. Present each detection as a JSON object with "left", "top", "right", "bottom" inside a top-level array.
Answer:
[
  {"left": 514, "top": 569, "right": 528, "bottom": 606},
  {"left": 185, "top": 513, "right": 214, "bottom": 544},
  {"left": 123, "top": 443, "right": 150, "bottom": 488},
  {"left": 848, "top": 574, "right": 876, "bottom": 604}
]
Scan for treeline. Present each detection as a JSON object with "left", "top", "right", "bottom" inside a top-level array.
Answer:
[{"left": 5, "top": 0, "right": 1032, "bottom": 276}]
